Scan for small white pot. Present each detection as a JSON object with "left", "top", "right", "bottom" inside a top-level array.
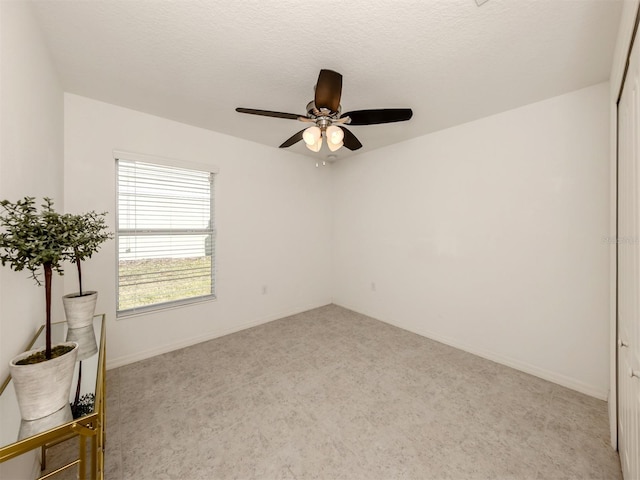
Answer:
[
  {"left": 62, "top": 291, "right": 98, "bottom": 329},
  {"left": 66, "top": 324, "right": 98, "bottom": 361},
  {"left": 9, "top": 342, "right": 79, "bottom": 421}
]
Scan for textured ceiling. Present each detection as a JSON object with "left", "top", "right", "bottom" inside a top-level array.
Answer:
[{"left": 31, "top": 0, "right": 622, "bottom": 160}]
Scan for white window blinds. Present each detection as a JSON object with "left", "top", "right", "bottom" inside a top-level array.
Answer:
[{"left": 116, "top": 157, "right": 215, "bottom": 315}]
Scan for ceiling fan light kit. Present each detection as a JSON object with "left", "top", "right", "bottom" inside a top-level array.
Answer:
[
  {"left": 236, "top": 69, "right": 413, "bottom": 155},
  {"left": 302, "top": 125, "right": 321, "bottom": 149},
  {"left": 326, "top": 125, "right": 344, "bottom": 152},
  {"left": 306, "top": 134, "right": 322, "bottom": 153}
]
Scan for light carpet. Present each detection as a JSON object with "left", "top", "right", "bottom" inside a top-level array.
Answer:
[{"left": 44, "top": 304, "right": 621, "bottom": 479}]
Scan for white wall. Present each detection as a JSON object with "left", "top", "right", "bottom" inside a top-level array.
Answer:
[
  {"left": 607, "top": 0, "right": 640, "bottom": 449},
  {"left": 332, "top": 82, "right": 611, "bottom": 399},
  {"left": 0, "top": 1, "right": 64, "bottom": 478},
  {"left": 63, "top": 94, "right": 333, "bottom": 368}
]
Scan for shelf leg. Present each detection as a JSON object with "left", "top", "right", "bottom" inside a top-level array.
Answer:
[
  {"left": 79, "top": 434, "right": 86, "bottom": 480},
  {"left": 91, "top": 432, "right": 97, "bottom": 480}
]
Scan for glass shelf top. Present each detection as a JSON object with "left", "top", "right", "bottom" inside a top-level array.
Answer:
[{"left": 0, "top": 315, "right": 104, "bottom": 449}]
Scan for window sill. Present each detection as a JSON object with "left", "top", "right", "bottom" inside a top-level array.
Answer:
[{"left": 116, "top": 295, "right": 217, "bottom": 320}]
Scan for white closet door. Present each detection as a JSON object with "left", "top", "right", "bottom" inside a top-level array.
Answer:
[{"left": 618, "top": 29, "right": 640, "bottom": 480}]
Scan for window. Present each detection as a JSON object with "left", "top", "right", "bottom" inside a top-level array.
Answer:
[{"left": 116, "top": 154, "right": 216, "bottom": 316}]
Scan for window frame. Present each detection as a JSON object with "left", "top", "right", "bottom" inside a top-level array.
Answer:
[{"left": 114, "top": 151, "right": 218, "bottom": 318}]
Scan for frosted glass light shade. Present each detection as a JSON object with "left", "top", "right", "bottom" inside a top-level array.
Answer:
[
  {"left": 306, "top": 136, "right": 322, "bottom": 152},
  {"left": 326, "top": 125, "right": 344, "bottom": 145},
  {"left": 303, "top": 126, "right": 321, "bottom": 146},
  {"left": 328, "top": 141, "right": 343, "bottom": 152}
]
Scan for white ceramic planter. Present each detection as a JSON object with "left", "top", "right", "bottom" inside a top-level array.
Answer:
[
  {"left": 66, "top": 325, "right": 98, "bottom": 361},
  {"left": 18, "top": 404, "right": 73, "bottom": 440},
  {"left": 62, "top": 291, "right": 98, "bottom": 329},
  {"left": 9, "top": 342, "right": 78, "bottom": 420}
]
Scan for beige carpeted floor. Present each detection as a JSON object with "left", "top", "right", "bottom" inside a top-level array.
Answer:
[{"left": 45, "top": 304, "right": 621, "bottom": 479}]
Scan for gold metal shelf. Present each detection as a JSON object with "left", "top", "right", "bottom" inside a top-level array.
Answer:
[{"left": 0, "top": 315, "right": 106, "bottom": 480}]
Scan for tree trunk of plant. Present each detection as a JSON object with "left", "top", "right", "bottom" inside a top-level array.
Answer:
[
  {"left": 75, "top": 248, "right": 83, "bottom": 296},
  {"left": 44, "top": 262, "right": 52, "bottom": 360}
]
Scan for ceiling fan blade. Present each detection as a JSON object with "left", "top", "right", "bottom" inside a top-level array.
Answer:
[
  {"left": 279, "top": 129, "right": 306, "bottom": 148},
  {"left": 314, "top": 70, "right": 342, "bottom": 112},
  {"left": 341, "top": 108, "right": 413, "bottom": 125},
  {"left": 339, "top": 126, "right": 363, "bottom": 151},
  {"left": 236, "top": 108, "right": 302, "bottom": 120}
]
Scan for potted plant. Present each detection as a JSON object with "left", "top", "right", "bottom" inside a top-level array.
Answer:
[
  {"left": 0, "top": 197, "right": 78, "bottom": 420},
  {"left": 62, "top": 211, "right": 112, "bottom": 328}
]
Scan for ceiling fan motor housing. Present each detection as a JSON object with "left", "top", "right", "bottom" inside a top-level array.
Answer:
[
  {"left": 306, "top": 101, "right": 341, "bottom": 130},
  {"left": 306, "top": 101, "right": 340, "bottom": 117}
]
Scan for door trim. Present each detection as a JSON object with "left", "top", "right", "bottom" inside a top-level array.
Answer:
[{"left": 615, "top": 3, "right": 640, "bottom": 453}]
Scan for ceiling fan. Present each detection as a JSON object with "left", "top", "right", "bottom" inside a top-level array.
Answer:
[{"left": 236, "top": 69, "right": 413, "bottom": 153}]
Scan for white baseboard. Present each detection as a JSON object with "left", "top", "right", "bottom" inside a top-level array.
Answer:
[
  {"left": 106, "top": 302, "right": 330, "bottom": 370},
  {"left": 334, "top": 302, "right": 608, "bottom": 401}
]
